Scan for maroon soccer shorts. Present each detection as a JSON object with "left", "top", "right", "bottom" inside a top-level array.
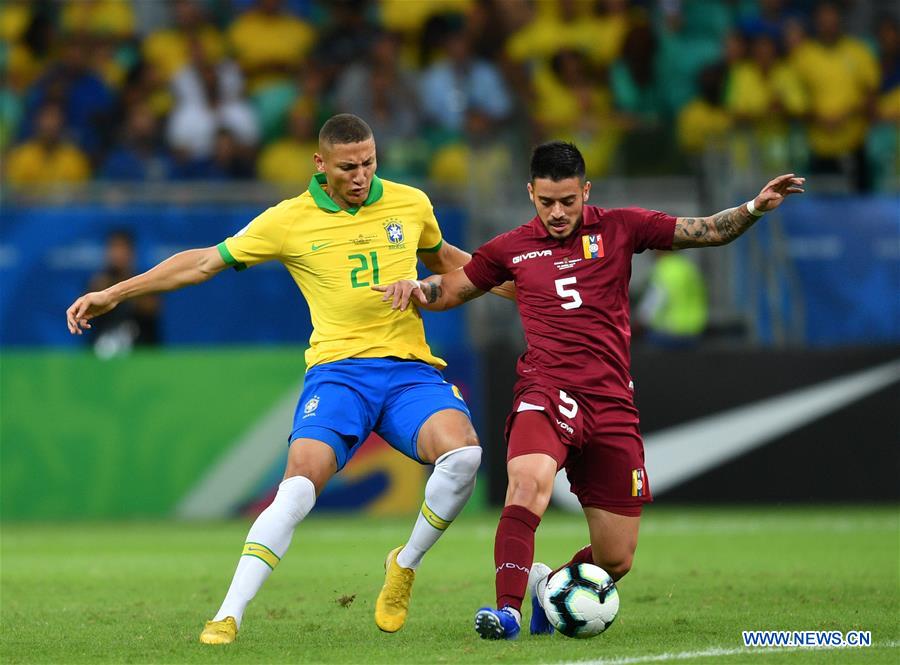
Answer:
[{"left": 504, "top": 383, "right": 651, "bottom": 516}]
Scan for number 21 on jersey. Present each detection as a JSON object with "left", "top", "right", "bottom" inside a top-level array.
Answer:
[
  {"left": 555, "top": 277, "right": 582, "bottom": 310},
  {"left": 349, "top": 251, "right": 380, "bottom": 288}
]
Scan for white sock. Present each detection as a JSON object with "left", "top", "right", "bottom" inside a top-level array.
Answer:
[
  {"left": 504, "top": 607, "right": 522, "bottom": 624},
  {"left": 528, "top": 562, "right": 553, "bottom": 608},
  {"left": 396, "top": 446, "right": 482, "bottom": 570},
  {"left": 213, "top": 476, "right": 316, "bottom": 626}
]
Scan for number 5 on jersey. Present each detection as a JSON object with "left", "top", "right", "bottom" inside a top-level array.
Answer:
[{"left": 555, "top": 277, "right": 582, "bottom": 310}]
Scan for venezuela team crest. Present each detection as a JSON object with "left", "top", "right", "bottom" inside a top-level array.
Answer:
[{"left": 582, "top": 233, "right": 604, "bottom": 259}]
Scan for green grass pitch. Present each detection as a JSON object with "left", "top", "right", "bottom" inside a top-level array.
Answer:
[{"left": 2, "top": 506, "right": 897, "bottom": 664}]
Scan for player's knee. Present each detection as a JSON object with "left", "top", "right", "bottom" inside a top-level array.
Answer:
[
  {"left": 270, "top": 476, "right": 316, "bottom": 524},
  {"left": 435, "top": 445, "right": 482, "bottom": 482},
  {"left": 596, "top": 552, "right": 633, "bottom": 581},
  {"left": 507, "top": 473, "right": 552, "bottom": 512}
]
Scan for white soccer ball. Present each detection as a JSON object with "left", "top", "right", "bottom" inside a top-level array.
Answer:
[{"left": 542, "top": 563, "right": 619, "bottom": 638}]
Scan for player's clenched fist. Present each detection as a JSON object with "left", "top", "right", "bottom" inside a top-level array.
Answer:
[
  {"left": 372, "top": 279, "right": 428, "bottom": 311},
  {"left": 66, "top": 291, "right": 118, "bottom": 334}
]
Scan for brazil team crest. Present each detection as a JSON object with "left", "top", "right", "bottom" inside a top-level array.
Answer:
[
  {"left": 384, "top": 219, "right": 405, "bottom": 246},
  {"left": 582, "top": 233, "right": 604, "bottom": 259},
  {"left": 303, "top": 395, "right": 320, "bottom": 418}
]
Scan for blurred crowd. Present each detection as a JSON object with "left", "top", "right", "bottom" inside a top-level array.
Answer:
[{"left": 2, "top": 0, "right": 898, "bottom": 192}]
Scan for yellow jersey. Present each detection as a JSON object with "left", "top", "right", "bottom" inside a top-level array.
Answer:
[{"left": 218, "top": 174, "right": 446, "bottom": 369}]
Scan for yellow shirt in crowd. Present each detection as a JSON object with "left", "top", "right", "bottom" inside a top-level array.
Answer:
[
  {"left": 790, "top": 37, "right": 879, "bottom": 155},
  {"left": 5, "top": 141, "right": 91, "bottom": 185},
  {"left": 143, "top": 26, "right": 227, "bottom": 81},
  {"left": 256, "top": 139, "right": 319, "bottom": 189},
  {"left": 228, "top": 9, "right": 315, "bottom": 93},
  {"left": 677, "top": 100, "right": 733, "bottom": 153},
  {"left": 727, "top": 60, "right": 807, "bottom": 120}
]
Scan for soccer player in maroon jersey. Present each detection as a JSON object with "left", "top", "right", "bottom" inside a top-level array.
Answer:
[{"left": 374, "top": 141, "right": 804, "bottom": 639}]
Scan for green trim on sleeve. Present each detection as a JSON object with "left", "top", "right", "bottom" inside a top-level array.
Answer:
[
  {"left": 217, "top": 242, "right": 247, "bottom": 271},
  {"left": 416, "top": 239, "right": 444, "bottom": 254}
]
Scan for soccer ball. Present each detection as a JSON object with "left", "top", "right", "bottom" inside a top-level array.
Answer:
[{"left": 542, "top": 563, "right": 619, "bottom": 638}]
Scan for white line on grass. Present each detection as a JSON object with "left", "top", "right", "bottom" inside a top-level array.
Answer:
[{"left": 553, "top": 640, "right": 900, "bottom": 665}]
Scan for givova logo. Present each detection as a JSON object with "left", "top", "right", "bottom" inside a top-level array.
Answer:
[{"left": 513, "top": 249, "right": 552, "bottom": 264}]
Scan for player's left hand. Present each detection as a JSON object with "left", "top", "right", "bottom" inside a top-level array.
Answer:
[
  {"left": 372, "top": 280, "right": 427, "bottom": 311},
  {"left": 753, "top": 174, "right": 805, "bottom": 213}
]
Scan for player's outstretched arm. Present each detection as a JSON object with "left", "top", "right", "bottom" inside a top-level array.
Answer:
[
  {"left": 672, "top": 174, "right": 805, "bottom": 249},
  {"left": 419, "top": 241, "right": 516, "bottom": 301},
  {"left": 373, "top": 267, "right": 486, "bottom": 312},
  {"left": 66, "top": 246, "right": 227, "bottom": 334}
]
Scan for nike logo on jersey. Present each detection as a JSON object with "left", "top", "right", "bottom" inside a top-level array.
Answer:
[
  {"left": 311, "top": 242, "right": 331, "bottom": 251},
  {"left": 512, "top": 249, "right": 552, "bottom": 264}
]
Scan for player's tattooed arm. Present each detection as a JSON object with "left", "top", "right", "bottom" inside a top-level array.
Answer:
[
  {"left": 419, "top": 242, "right": 515, "bottom": 300},
  {"left": 456, "top": 282, "right": 484, "bottom": 303},
  {"left": 424, "top": 280, "right": 441, "bottom": 304},
  {"left": 672, "top": 174, "right": 805, "bottom": 249},
  {"left": 673, "top": 207, "right": 754, "bottom": 248},
  {"left": 424, "top": 271, "right": 486, "bottom": 310},
  {"left": 373, "top": 268, "right": 486, "bottom": 312}
]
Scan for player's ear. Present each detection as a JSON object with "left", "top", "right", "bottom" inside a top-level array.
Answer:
[
  {"left": 583, "top": 180, "right": 591, "bottom": 202},
  {"left": 527, "top": 182, "right": 534, "bottom": 203},
  {"left": 314, "top": 152, "right": 325, "bottom": 172}
]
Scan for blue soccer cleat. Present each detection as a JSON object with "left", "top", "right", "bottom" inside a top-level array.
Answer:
[
  {"left": 474, "top": 606, "right": 521, "bottom": 640},
  {"left": 528, "top": 562, "right": 554, "bottom": 635}
]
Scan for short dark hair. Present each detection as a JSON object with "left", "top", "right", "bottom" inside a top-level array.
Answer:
[
  {"left": 319, "top": 113, "right": 373, "bottom": 146},
  {"left": 530, "top": 141, "right": 586, "bottom": 182}
]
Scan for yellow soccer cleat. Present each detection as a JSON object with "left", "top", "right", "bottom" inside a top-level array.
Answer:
[
  {"left": 374, "top": 546, "right": 416, "bottom": 633},
  {"left": 199, "top": 616, "right": 238, "bottom": 645}
]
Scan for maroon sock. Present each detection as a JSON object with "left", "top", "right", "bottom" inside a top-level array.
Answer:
[
  {"left": 494, "top": 505, "right": 541, "bottom": 612},
  {"left": 553, "top": 544, "right": 594, "bottom": 576}
]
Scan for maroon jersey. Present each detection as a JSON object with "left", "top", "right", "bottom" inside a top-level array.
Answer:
[{"left": 464, "top": 205, "right": 676, "bottom": 399}]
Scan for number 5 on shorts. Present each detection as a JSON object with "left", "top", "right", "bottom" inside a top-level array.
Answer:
[{"left": 558, "top": 390, "right": 578, "bottom": 418}]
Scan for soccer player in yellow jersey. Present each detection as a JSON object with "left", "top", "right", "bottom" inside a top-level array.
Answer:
[{"left": 65, "top": 114, "right": 495, "bottom": 644}]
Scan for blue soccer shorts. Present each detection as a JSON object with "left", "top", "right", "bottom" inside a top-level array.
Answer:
[{"left": 289, "top": 358, "right": 471, "bottom": 470}]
